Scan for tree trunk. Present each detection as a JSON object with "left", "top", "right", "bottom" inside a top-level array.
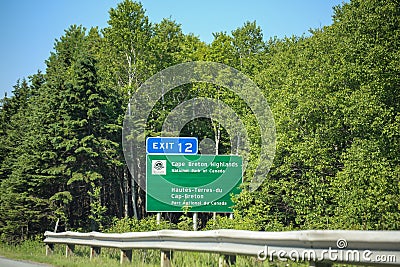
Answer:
[{"left": 123, "top": 167, "right": 129, "bottom": 218}]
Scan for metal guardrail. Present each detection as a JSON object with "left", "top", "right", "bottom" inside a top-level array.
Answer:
[{"left": 44, "top": 229, "right": 400, "bottom": 266}]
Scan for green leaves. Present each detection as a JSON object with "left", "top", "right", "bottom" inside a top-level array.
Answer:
[
  {"left": 1, "top": 0, "right": 399, "bottom": 241},
  {"left": 102, "top": 0, "right": 152, "bottom": 91},
  {"left": 50, "top": 191, "right": 73, "bottom": 204},
  {"left": 234, "top": 0, "right": 400, "bottom": 230},
  {"left": 333, "top": 139, "right": 400, "bottom": 229},
  {"left": 68, "top": 171, "right": 102, "bottom": 185},
  {"left": 1, "top": 19, "right": 124, "bottom": 239}
]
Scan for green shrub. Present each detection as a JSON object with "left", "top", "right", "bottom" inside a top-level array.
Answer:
[{"left": 106, "top": 215, "right": 175, "bottom": 233}]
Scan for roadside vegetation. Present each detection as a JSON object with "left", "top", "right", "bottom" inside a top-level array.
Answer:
[{"left": 0, "top": 0, "right": 399, "bottom": 265}]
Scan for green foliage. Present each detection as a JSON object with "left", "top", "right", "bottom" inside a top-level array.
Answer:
[
  {"left": 204, "top": 215, "right": 263, "bottom": 231},
  {"left": 88, "top": 183, "right": 108, "bottom": 231},
  {"left": 332, "top": 139, "right": 400, "bottom": 229},
  {"left": 1, "top": 0, "right": 399, "bottom": 243},
  {"left": 177, "top": 213, "right": 194, "bottom": 231},
  {"left": 106, "top": 215, "right": 174, "bottom": 233},
  {"left": 235, "top": 0, "right": 400, "bottom": 231}
]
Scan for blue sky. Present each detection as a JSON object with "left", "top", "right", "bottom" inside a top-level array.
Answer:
[{"left": 0, "top": 0, "right": 346, "bottom": 97}]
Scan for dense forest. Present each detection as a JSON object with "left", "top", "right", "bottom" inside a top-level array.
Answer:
[{"left": 0, "top": 0, "right": 399, "bottom": 243}]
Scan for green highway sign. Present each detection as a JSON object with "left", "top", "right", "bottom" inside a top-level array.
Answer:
[{"left": 146, "top": 154, "right": 242, "bottom": 212}]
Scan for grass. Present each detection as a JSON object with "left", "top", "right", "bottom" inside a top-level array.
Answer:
[{"left": 0, "top": 239, "right": 314, "bottom": 267}]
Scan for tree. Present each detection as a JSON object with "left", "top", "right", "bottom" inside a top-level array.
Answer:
[
  {"left": 232, "top": 21, "right": 265, "bottom": 75},
  {"left": 235, "top": 0, "right": 400, "bottom": 230},
  {"left": 101, "top": 0, "right": 153, "bottom": 219},
  {"left": 150, "top": 18, "right": 185, "bottom": 70},
  {"left": 0, "top": 25, "right": 124, "bottom": 240}
]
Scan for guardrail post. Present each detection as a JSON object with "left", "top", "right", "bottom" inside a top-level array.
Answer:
[
  {"left": 161, "top": 250, "right": 172, "bottom": 267},
  {"left": 90, "top": 246, "right": 101, "bottom": 260},
  {"left": 156, "top": 211, "right": 172, "bottom": 266},
  {"left": 218, "top": 254, "right": 236, "bottom": 267},
  {"left": 45, "top": 243, "right": 54, "bottom": 256},
  {"left": 218, "top": 213, "right": 236, "bottom": 266},
  {"left": 120, "top": 249, "right": 132, "bottom": 264},
  {"left": 65, "top": 244, "right": 75, "bottom": 257}
]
